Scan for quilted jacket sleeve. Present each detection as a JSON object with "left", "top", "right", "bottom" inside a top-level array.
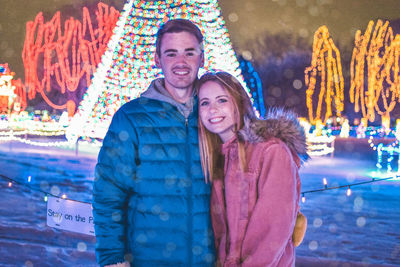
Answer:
[
  {"left": 93, "top": 108, "right": 138, "bottom": 266},
  {"left": 241, "top": 142, "right": 299, "bottom": 267}
]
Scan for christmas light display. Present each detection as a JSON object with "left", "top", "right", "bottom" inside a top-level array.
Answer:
[
  {"left": 350, "top": 20, "right": 400, "bottom": 127},
  {"left": 298, "top": 117, "right": 335, "bottom": 156},
  {"left": 339, "top": 119, "right": 350, "bottom": 138},
  {"left": 396, "top": 119, "right": 400, "bottom": 140},
  {"left": 375, "top": 144, "right": 400, "bottom": 174},
  {"left": 368, "top": 127, "right": 400, "bottom": 173},
  {"left": 239, "top": 56, "right": 265, "bottom": 117},
  {"left": 306, "top": 134, "right": 335, "bottom": 156},
  {"left": 356, "top": 119, "right": 367, "bottom": 138},
  {"left": 22, "top": 3, "right": 120, "bottom": 113},
  {"left": 0, "top": 64, "right": 27, "bottom": 113},
  {"left": 304, "top": 25, "right": 344, "bottom": 124},
  {"left": 66, "top": 0, "right": 251, "bottom": 141}
]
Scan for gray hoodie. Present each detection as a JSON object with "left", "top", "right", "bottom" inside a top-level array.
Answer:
[{"left": 141, "top": 78, "right": 195, "bottom": 119}]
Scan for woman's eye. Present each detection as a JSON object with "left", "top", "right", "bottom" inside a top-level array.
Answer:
[
  {"left": 218, "top": 98, "right": 228, "bottom": 103},
  {"left": 200, "top": 101, "right": 209, "bottom": 106}
]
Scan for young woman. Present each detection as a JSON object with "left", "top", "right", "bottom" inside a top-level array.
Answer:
[{"left": 197, "top": 72, "right": 308, "bottom": 266}]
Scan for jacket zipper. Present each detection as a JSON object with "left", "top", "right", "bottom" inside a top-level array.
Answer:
[{"left": 185, "top": 116, "right": 193, "bottom": 265}]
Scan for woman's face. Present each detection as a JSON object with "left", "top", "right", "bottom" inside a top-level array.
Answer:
[{"left": 198, "top": 80, "right": 236, "bottom": 143}]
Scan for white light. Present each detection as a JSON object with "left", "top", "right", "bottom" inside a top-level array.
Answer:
[{"left": 346, "top": 187, "right": 352, "bottom": 196}]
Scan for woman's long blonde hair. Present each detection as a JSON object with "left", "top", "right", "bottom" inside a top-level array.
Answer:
[{"left": 197, "top": 72, "right": 256, "bottom": 182}]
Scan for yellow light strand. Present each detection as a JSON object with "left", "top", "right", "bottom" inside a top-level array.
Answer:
[
  {"left": 305, "top": 26, "right": 344, "bottom": 124},
  {"left": 350, "top": 20, "right": 400, "bottom": 127}
]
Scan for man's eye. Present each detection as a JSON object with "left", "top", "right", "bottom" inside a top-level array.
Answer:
[
  {"left": 166, "top": 53, "right": 176, "bottom": 57},
  {"left": 186, "top": 52, "right": 195, "bottom": 56}
]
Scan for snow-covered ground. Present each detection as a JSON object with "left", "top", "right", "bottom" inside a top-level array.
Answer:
[{"left": 0, "top": 140, "right": 399, "bottom": 267}]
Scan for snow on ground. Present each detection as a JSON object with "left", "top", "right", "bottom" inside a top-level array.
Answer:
[
  {"left": 297, "top": 156, "right": 400, "bottom": 266},
  {"left": 0, "top": 140, "right": 399, "bottom": 267}
]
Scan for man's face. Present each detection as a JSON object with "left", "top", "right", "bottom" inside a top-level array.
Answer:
[{"left": 155, "top": 31, "right": 204, "bottom": 94}]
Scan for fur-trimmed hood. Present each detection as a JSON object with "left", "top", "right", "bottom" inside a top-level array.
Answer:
[{"left": 239, "top": 108, "right": 309, "bottom": 161}]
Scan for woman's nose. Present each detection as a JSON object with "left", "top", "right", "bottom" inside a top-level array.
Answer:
[{"left": 209, "top": 103, "right": 218, "bottom": 113}]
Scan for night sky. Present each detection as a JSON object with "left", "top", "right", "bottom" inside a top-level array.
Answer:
[{"left": 1, "top": 0, "right": 399, "bottom": 79}]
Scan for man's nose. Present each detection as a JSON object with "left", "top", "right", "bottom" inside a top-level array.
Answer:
[{"left": 176, "top": 53, "right": 187, "bottom": 63}]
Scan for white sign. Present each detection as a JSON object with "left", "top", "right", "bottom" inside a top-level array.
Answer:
[{"left": 46, "top": 196, "right": 95, "bottom": 236}]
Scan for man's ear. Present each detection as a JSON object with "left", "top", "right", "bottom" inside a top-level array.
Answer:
[
  {"left": 200, "top": 52, "right": 205, "bottom": 68},
  {"left": 155, "top": 53, "right": 161, "bottom": 68}
]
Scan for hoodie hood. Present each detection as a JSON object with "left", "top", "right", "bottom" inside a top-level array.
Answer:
[
  {"left": 141, "top": 78, "right": 194, "bottom": 119},
  {"left": 238, "top": 108, "right": 309, "bottom": 161}
]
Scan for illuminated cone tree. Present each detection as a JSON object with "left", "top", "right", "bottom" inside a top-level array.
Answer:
[
  {"left": 350, "top": 20, "right": 400, "bottom": 129},
  {"left": 66, "top": 0, "right": 250, "bottom": 141},
  {"left": 304, "top": 26, "right": 344, "bottom": 125}
]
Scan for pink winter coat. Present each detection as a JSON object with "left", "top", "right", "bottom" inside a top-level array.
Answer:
[{"left": 210, "top": 109, "right": 308, "bottom": 267}]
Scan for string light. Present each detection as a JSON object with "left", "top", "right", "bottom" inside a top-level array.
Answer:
[
  {"left": 298, "top": 118, "right": 336, "bottom": 156},
  {"left": 1, "top": 174, "right": 84, "bottom": 204},
  {"left": 367, "top": 126, "right": 400, "bottom": 173},
  {"left": 3, "top": 167, "right": 397, "bottom": 208},
  {"left": 368, "top": 128, "right": 399, "bottom": 149},
  {"left": 375, "top": 143, "right": 400, "bottom": 174},
  {"left": 0, "top": 63, "right": 26, "bottom": 112},
  {"left": 22, "top": 3, "right": 120, "bottom": 113},
  {"left": 339, "top": 119, "right": 350, "bottom": 138},
  {"left": 0, "top": 112, "right": 103, "bottom": 148},
  {"left": 356, "top": 119, "right": 367, "bottom": 138},
  {"left": 346, "top": 187, "right": 352, "bottom": 197},
  {"left": 0, "top": 134, "right": 74, "bottom": 148},
  {"left": 304, "top": 25, "right": 344, "bottom": 124},
  {"left": 350, "top": 20, "right": 400, "bottom": 126},
  {"left": 323, "top": 177, "right": 328, "bottom": 188},
  {"left": 300, "top": 175, "right": 397, "bottom": 203},
  {"left": 306, "top": 135, "right": 335, "bottom": 156}
]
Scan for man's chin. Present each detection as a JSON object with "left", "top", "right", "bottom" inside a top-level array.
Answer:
[{"left": 171, "top": 81, "right": 195, "bottom": 91}]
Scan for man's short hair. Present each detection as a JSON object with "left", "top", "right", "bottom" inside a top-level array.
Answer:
[{"left": 156, "top": 19, "right": 204, "bottom": 57}]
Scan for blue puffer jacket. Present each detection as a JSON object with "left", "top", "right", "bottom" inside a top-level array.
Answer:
[{"left": 93, "top": 80, "right": 215, "bottom": 266}]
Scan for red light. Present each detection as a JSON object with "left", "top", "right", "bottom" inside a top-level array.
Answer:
[{"left": 22, "top": 3, "right": 120, "bottom": 114}]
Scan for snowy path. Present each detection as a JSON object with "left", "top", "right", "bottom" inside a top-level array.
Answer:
[{"left": 0, "top": 141, "right": 399, "bottom": 266}]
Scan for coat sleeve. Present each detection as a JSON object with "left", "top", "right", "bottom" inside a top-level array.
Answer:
[
  {"left": 92, "top": 109, "right": 138, "bottom": 266},
  {"left": 241, "top": 142, "right": 299, "bottom": 266}
]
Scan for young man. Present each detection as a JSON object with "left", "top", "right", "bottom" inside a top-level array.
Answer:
[{"left": 93, "top": 19, "right": 215, "bottom": 267}]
